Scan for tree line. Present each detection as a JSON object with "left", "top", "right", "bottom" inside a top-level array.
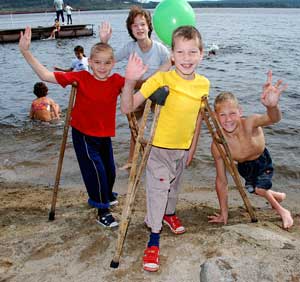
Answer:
[{"left": 1, "top": 0, "right": 299, "bottom": 14}]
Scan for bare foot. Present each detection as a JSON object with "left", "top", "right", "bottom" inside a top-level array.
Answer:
[
  {"left": 208, "top": 213, "right": 228, "bottom": 224},
  {"left": 119, "top": 162, "right": 132, "bottom": 171},
  {"left": 281, "top": 209, "right": 293, "bottom": 230}
]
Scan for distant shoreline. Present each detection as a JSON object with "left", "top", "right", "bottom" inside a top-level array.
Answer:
[
  {"left": 0, "top": 9, "right": 84, "bottom": 16},
  {"left": 0, "top": 4, "right": 299, "bottom": 16}
]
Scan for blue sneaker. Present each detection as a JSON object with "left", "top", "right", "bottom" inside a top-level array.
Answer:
[{"left": 96, "top": 213, "right": 118, "bottom": 228}]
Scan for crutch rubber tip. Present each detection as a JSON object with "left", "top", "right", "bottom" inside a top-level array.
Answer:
[
  {"left": 110, "top": 260, "right": 119, "bottom": 268},
  {"left": 48, "top": 211, "right": 55, "bottom": 221}
]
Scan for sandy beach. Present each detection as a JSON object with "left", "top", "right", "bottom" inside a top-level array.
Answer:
[{"left": 1, "top": 175, "right": 300, "bottom": 282}]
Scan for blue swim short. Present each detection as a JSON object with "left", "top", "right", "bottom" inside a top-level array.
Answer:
[{"left": 237, "top": 148, "right": 274, "bottom": 194}]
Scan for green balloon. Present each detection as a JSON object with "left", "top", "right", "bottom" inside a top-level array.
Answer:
[{"left": 153, "top": 0, "right": 196, "bottom": 47}]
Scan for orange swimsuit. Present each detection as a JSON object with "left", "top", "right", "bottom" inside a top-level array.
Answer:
[{"left": 31, "top": 98, "right": 50, "bottom": 112}]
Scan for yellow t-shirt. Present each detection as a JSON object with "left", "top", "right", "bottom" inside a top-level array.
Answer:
[{"left": 140, "top": 70, "right": 210, "bottom": 149}]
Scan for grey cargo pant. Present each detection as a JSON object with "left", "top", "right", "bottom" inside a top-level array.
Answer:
[{"left": 144, "top": 146, "right": 188, "bottom": 233}]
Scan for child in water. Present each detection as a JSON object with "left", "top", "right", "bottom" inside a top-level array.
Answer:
[
  {"left": 54, "top": 45, "right": 89, "bottom": 72},
  {"left": 30, "top": 82, "right": 60, "bottom": 122}
]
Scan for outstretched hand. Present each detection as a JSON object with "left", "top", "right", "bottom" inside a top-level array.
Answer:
[
  {"left": 19, "top": 26, "right": 32, "bottom": 52},
  {"left": 261, "top": 70, "right": 288, "bottom": 108},
  {"left": 99, "top": 21, "right": 112, "bottom": 43},
  {"left": 125, "top": 52, "right": 148, "bottom": 81}
]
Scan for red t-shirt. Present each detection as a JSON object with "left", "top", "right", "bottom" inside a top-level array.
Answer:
[{"left": 54, "top": 71, "right": 125, "bottom": 137}]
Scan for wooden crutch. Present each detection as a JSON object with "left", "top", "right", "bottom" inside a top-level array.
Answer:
[
  {"left": 126, "top": 113, "right": 139, "bottom": 143},
  {"left": 126, "top": 112, "right": 146, "bottom": 153},
  {"left": 201, "top": 96, "right": 257, "bottom": 222},
  {"left": 110, "top": 87, "right": 169, "bottom": 268},
  {"left": 49, "top": 83, "right": 77, "bottom": 221}
]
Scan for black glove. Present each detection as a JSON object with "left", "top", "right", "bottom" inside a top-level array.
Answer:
[{"left": 148, "top": 86, "right": 169, "bottom": 106}]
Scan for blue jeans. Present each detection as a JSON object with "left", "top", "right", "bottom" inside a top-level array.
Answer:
[
  {"left": 56, "top": 10, "right": 64, "bottom": 23},
  {"left": 72, "top": 127, "right": 116, "bottom": 209},
  {"left": 67, "top": 15, "right": 72, "bottom": 24}
]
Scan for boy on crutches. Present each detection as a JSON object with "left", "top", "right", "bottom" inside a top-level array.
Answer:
[
  {"left": 19, "top": 26, "right": 147, "bottom": 228},
  {"left": 208, "top": 72, "right": 293, "bottom": 230},
  {"left": 121, "top": 26, "right": 210, "bottom": 272}
]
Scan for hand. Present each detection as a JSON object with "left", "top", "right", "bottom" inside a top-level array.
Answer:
[
  {"left": 19, "top": 26, "right": 31, "bottom": 52},
  {"left": 207, "top": 213, "right": 228, "bottom": 224},
  {"left": 261, "top": 70, "right": 288, "bottom": 108},
  {"left": 125, "top": 52, "right": 148, "bottom": 81},
  {"left": 99, "top": 21, "right": 112, "bottom": 43}
]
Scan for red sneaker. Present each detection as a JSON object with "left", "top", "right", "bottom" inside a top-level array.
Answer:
[
  {"left": 163, "top": 214, "right": 185, "bottom": 234},
  {"left": 143, "top": 246, "right": 159, "bottom": 272}
]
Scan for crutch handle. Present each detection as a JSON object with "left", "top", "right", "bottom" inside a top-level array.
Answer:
[{"left": 149, "top": 86, "right": 169, "bottom": 105}]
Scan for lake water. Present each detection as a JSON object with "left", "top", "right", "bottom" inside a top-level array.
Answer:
[{"left": 0, "top": 8, "right": 299, "bottom": 190}]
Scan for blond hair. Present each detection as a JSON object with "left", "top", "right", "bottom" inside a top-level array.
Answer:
[
  {"left": 214, "top": 92, "right": 239, "bottom": 111},
  {"left": 90, "top": 42, "right": 114, "bottom": 59}
]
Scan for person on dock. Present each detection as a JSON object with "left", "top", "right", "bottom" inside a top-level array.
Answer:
[
  {"left": 19, "top": 26, "right": 148, "bottom": 228},
  {"left": 54, "top": 45, "right": 89, "bottom": 72},
  {"left": 100, "top": 5, "right": 170, "bottom": 171},
  {"left": 65, "top": 3, "right": 73, "bottom": 25},
  {"left": 30, "top": 82, "right": 60, "bottom": 122},
  {"left": 54, "top": 0, "right": 65, "bottom": 24},
  {"left": 208, "top": 72, "right": 293, "bottom": 230},
  {"left": 48, "top": 19, "right": 60, "bottom": 39}
]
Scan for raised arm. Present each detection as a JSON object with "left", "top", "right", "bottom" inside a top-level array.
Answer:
[
  {"left": 261, "top": 70, "right": 287, "bottom": 108},
  {"left": 132, "top": 57, "right": 172, "bottom": 90},
  {"left": 208, "top": 142, "right": 229, "bottom": 224},
  {"left": 19, "top": 27, "right": 57, "bottom": 83},
  {"left": 120, "top": 53, "right": 148, "bottom": 114},
  {"left": 252, "top": 70, "right": 288, "bottom": 127},
  {"left": 99, "top": 21, "right": 112, "bottom": 44}
]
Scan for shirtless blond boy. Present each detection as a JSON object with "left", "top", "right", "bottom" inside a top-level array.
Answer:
[{"left": 208, "top": 70, "right": 293, "bottom": 229}]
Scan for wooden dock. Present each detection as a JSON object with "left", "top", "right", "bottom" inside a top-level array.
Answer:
[{"left": 0, "top": 24, "right": 94, "bottom": 43}]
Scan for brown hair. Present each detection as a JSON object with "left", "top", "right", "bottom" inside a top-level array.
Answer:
[
  {"left": 74, "top": 45, "right": 86, "bottom": 57},
  {"left": 126, "top": 5, "right": 153, "bottom": 41},
  {"left": 89, "top": 42, "right": 114, "bottom": 59},
  {"left": 214, "top": 92, "right": 239, "bottom": 111},
  {"left": 33, "top": 82, "right": 48, "bottom": 98},
  {"left": 171, "top": 25, "right": 203, "bottom": 52}
]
